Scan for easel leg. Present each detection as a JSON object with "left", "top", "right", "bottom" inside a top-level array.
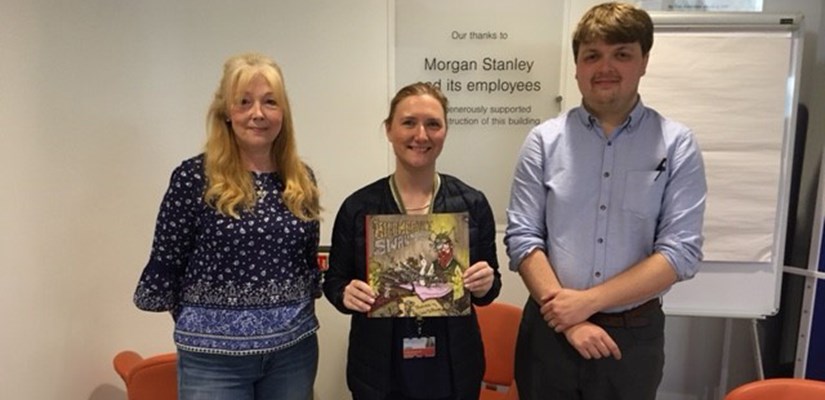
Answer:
[
  {"left": 718, "top": 318, "right": 733, "bottom": 399},
  {"left": 751, "top": 318, "right": 765, "bottom": 380}
]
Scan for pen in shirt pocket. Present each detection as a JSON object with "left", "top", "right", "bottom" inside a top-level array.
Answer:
[{"left": 654, "top": 158, "right": 667, "bottom": 181}]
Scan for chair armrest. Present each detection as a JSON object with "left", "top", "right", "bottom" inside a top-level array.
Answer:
[{"left": 113, "top": 350, "right": 144, "bottom": 383}]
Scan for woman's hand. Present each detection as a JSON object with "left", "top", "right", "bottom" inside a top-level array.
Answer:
[
  {"left": 463, "top": 261, "right": 494, "bottom": 298},
  {"left": 343, "top": 279, "right": 376, "bottom": 313}
]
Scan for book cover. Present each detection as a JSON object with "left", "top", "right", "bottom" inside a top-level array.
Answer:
[{"left": 366, "top": 212, "right": 471, "bottom": 318}]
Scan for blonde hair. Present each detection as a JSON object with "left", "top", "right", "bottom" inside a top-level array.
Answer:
[
  {"left": 203, "top": 52, "right": 320, "bottom": 220},
  {"left": 384, "top": 82, "right": 449, "bottom": 130}
]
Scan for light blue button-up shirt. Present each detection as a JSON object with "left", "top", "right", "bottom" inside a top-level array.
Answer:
[{"left": 505, "top": 100, "right": 706, "bottom": 312}]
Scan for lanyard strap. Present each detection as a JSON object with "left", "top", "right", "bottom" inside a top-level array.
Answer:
[{"left": 389, "top": 173, "right": 441, "bottom": 214}]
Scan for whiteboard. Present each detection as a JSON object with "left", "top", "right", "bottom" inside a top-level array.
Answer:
[
  {"left": 652, "top": 13, "right": 803, "bottom": 318},
  {"left": 564, "top": 13, "right": 804, "bottom": 318}
]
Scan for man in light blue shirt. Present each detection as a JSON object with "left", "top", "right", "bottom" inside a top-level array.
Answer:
[{"left": 505, "top": 3, "right": 706, "bottom": 399}]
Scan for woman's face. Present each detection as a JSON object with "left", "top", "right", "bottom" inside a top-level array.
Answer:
[
  {"left": 386, "top": 94, "right": 447, "bottom": 172},
  {"left": 228, "top": 74, "right": 283, "bottom": 156}
]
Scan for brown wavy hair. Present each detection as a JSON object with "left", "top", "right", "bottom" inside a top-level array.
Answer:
[{"left": 572, "top": 2, "right": 654, "bottom": 61}]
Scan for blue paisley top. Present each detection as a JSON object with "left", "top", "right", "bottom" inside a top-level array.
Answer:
[{"left": 134, "top": 155, "right": 320, "bottom": 355}]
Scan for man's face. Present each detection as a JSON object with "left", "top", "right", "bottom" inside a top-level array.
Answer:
[{"left": 575, "top": 39, "right": 649, "bottom": 114}]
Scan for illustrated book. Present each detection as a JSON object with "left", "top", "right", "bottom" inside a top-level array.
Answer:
[{"left": 366, "top": 212, "right": 471, "bottom": 318}]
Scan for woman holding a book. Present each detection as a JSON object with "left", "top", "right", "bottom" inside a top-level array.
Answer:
[{"left": 323, "top": 82, "right": 502, "bottom": 400}]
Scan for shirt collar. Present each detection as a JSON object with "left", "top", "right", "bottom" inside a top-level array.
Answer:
[{"left": 575, "top": 97, "right": 648, "bottom": 135}]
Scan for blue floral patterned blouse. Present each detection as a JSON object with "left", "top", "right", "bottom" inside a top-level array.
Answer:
[{"left": 134, "top": 155, "right": 321, "bottom": 355}]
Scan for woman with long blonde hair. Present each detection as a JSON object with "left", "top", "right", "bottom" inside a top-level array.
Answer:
[{"left": 134, "top": 52, "right": 321, "bottom": 400}]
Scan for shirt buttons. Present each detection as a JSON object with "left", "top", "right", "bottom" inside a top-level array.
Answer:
[
  {"left": 597, "top": 238, "right": 604, "bottom": 244},
  {"left": 595, "top": 272, "right": 602, "bottom": 278},
  {"left": 600, "top": 205, "right": 607, "bottom": 211},
  {"left": 603, "top": 172, "right": 610, "bottom": 178}
]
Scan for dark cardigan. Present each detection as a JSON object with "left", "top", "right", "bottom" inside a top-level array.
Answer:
[{"left": 323, "top": 174, "right": 502, "bottom": 400}]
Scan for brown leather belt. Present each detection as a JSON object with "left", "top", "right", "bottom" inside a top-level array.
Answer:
[{"left": 588, "top": 298, "right": 661, "bottom": 328}]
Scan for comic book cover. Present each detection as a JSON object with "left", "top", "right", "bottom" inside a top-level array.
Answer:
[{"left": 366, "top": 212, "right": 470, "bottom": 318}]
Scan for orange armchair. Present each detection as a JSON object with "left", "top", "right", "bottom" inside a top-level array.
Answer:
[
  {"left": 476, "top": 302, "right": 522, "bottom": 400},
  {"left": 113, "top": 350, "right": 178, "bottom": 400},
  {"left": 724, "top": 378, "right": 825, "bottom": 400}
]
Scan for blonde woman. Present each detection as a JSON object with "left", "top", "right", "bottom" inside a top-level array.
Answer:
[{"left": 134, "top": 53, "right": 321, "bottom": 400}]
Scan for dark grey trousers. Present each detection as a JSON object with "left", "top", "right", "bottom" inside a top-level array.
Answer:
[{"left": 515, "top": 298, "right": 665, "bottom": 400}]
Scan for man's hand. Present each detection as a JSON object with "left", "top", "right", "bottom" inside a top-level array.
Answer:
[
  {"left": 541, "top": 288, "right": 599, "bottom": 332},
  {"left": 563, "top": 322, "right": 622, "bottom": 360}
]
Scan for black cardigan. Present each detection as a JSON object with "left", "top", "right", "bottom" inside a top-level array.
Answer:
[{"left": 323, "top": 174, "right": 502, "bottom": 400}]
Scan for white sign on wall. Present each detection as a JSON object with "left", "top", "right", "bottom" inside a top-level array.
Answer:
[{"left": 393, "top": 0, "right": 564, "bottom": 224}]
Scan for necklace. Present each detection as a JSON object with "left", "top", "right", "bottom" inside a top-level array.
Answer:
[
  {"left": 389, "top": 173, "right": 441, "bottom": 214},
  {"left": 254, "top": 177, "right": 267, "bottom": 202},
  {"left": 405, "top": 202, "right": 431, "bottom": 211}
]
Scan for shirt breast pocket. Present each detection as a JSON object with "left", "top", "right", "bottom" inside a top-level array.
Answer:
[{"left": 622, "top": 170, "right": 666, "bottom": 219}]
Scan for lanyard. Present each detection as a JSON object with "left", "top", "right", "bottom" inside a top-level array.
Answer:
[{"left": 389, "top": 173, "right": 441, "bottom": 214}]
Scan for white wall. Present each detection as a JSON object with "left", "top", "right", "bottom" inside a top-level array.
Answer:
[
  {"left": 0, "top": 1, "right": 822, "bottom": 399},
  {"left": 0, "top": 1, "right": 389, "bottom": 399}
]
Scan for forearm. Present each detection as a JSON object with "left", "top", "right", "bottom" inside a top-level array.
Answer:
[
  {"left": 323, "top": 238, "right": 357, "bottom": 314},
  {"left": 324, "top": 205, "right": 361, "bottom": 314},
  {"left": 322, "top": 272, "right": 356, "bottom": 314},
  {"left": 469, "top": 196, "right": 501, "bottom": 306},
  {"left": 517, "top": 248, "right": 563, "bottom": 304},
  {"left": 470, "top": 273, "right": 500, "bottom": 305},
  {"left": 587, "top": 252, "right": 677, "bottom": 311}
]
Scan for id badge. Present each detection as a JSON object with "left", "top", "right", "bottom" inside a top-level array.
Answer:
[{"left": 402, "top": 336, "right": 436, "bottom": 359}]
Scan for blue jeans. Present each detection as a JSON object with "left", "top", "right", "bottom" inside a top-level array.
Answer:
[{"left": 178, "top": 334, "right": 318, "bottom": 400}]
